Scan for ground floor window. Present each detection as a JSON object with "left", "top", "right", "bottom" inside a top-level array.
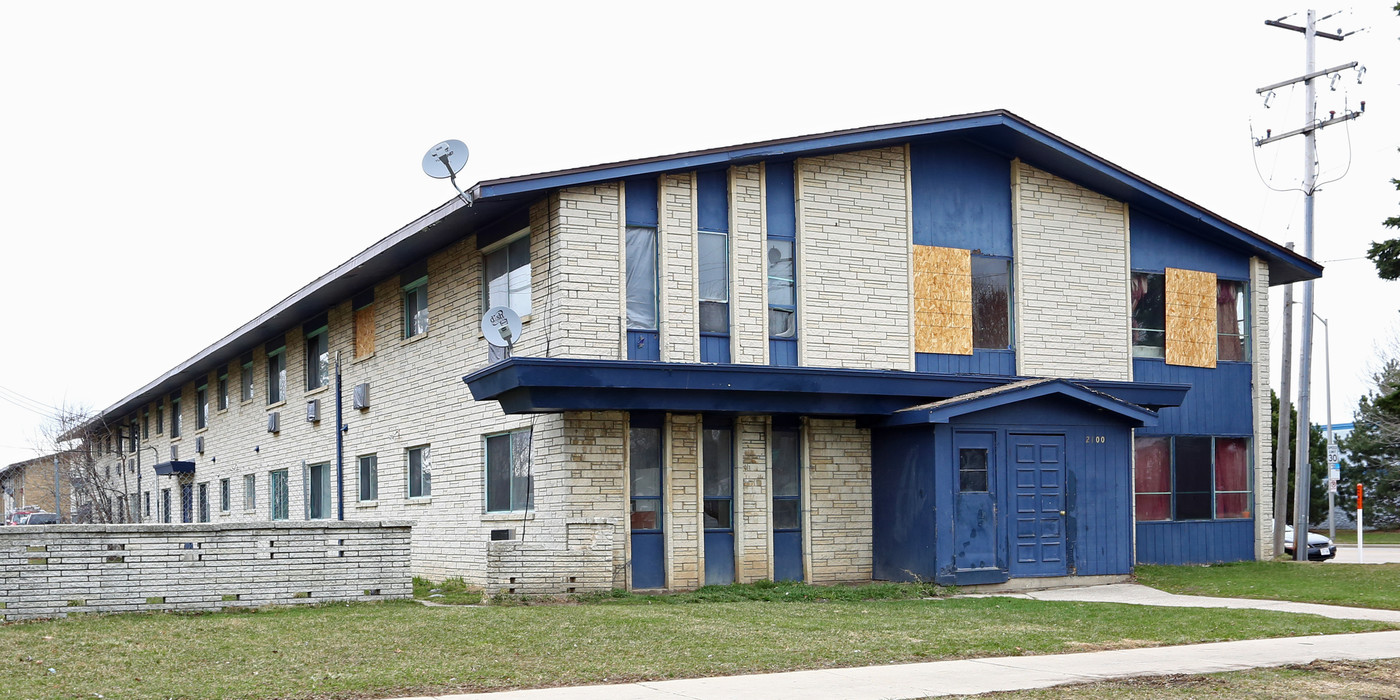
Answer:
[
  {"left": 161, "top": 488, "right": 171, "bottom": 523},
  {"left": 308, "top": 463, "right": 331, "bottom": 519},
  {"left": 270, "top": 469, "right": 289, "bottom": 520},
  {"left": 407, "top": 445, "right": 431, "bottom": 499},
  {"left": 198, "top": 482, "right": 210, "bottom": 522},
  {"left": 1135, "top": 435, "right": 1250, "bottom": 521},
  {"left": 485, "top": 431, "right": 530, "bottom": 511},
  {"left": 219, "top": 478, "right": 230, "bottom": 512},
  {"left": 244, "top": 474, "right": 256, "bottom": 510},
  {"left": 358, "top": 454, "right": 378, "bottom": 501}
]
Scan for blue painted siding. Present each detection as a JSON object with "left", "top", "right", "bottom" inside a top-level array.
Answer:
[
  {"left": 916, "top": 350, "right": 1017, "bottom": 376},
  {"left": 765, "top": 163, "right": 795, "bottom": 238},
  {"left": 910, "top": 141, "right": 1013, "bottom": 255},
  {"left": 1135, "top": 520, "right": 1255, "bottom": 565},
  {"left": 1130, "top": 211, "right": 1250, "bottom": 279},
  {"left": 1133, "top": 359, "right": 1253, "bottom": 436},
  {"left": 769, "top": 339, "right": 797, "bottom": 367},
  {"left": 773, "top": 531, "right": 804, "bottom": 582},
  {"left": 625, "top": 178, "right": 658, "bottom": 227},
  {"left": 631, "top": 532, "right": 665, "bottom": 588},
  {"left": 697, "top": 170, "right": 728, "bottom": 233},
  {"left": 704, "top": 532, "right": 735, "bottom": 585},
  {"left": 1070, "top": 429, "right": 1135, "bottom": 576},
  {"left": 700, "top": 335, "right": 730, "bottom": 363},
  {"left": 628, "top": 330, "right": 660, "bottom": 361},
  {"left": 872, "top": 426, "right": 937, "bottom": 582}
]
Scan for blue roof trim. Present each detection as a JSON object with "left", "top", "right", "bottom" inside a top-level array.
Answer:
[
  {"left": 464, "top": 110, "right": 1320, "bottom": 285},
  {"left": 878, "top": 379, "right": 1159, "bottom": 428},
  {"left": 462, "top": 358, "right": 1188, "bottom": 418}
]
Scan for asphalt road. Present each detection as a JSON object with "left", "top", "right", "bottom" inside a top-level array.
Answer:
[{"left": 1326, "top": 544, "right": 1400, "bottom": 564}]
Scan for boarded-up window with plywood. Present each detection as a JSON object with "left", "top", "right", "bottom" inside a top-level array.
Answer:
[
  {"left": 913, "top": 245, "right": 972, "bottom": 355},
  {"left": 1164, "top": 267, "right": 1217, "bottom": 368},
  {"left": 353, "top": 289, "right": 375, "bottom": 358}
]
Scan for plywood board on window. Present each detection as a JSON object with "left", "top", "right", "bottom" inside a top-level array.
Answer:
[
  {"left": 354, "top": 305, "right": 376, "bottom": 358},
  {"left": 913, "top": 245, "right": 972, "bottom": 355},
  {"left": 1165, "top": 267, "right": 1216, "bottom": 368}
]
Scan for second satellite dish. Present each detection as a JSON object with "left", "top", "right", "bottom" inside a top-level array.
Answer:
[{"left": 482, "top": 306, "right": 523, "bottom": 348}]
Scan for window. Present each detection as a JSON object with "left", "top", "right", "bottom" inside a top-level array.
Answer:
[
  {"left": 971, "top": 256, "right": 1012, "bottom": 349},
  {"left": 142, "top": 408, "right": 150, "bottom": 440},
  {"left": 702, "top": 422, "right": 733, "bottom": 530},
  {"left": 1131, "top": 272, "right": 1167, "bottom": 358},
  {"left": 170, "top": 395, "right": 182, "bottom": 439},
  {"left": 244, "top": 474, "right": 256, "bottom": 510},
  {"left": 161, "top": 488, "right": 171, "bottom": 524},
  {"left": 270, "top": 469, "right": 289, "bottom": 520},
  {"left": 195, "top": 382, "right": 208, "bottom": 430},
  {"left": 217, "top": 366, "right": 229, "bottom": 411},
  {"left": 767, "top": 238, "right": 796, "bottom": 338},
  {"left": 1134, "top": 435, "right": 1251, "bottom": 521},
  {"left": 156, "top": 401, "right": 164, "bottom": 435},
  {"left": 1217, "top": 280, "right": 1248, "bottom": 361},
  {"left": 485, "top": 432, "right": 529, "bottom": 511},
  {"left": 144, "top": 491, "right": 151, "bottom": 518},
  {"left": 407, "top": 445, "right": 431, "bottom": 498},
  {"left": 353, "top": 290, "right": 375, "bottom": 358},
  {"left": 630, "top": 425, "right": 662, "bottom": 531},
  {"left": 198, "top": 483, "right": 210, "bottom": 523},
  {"left": 959, "top": 448, "right": 989, "bottom": 492},
  {"left": 699, "top": 230, "right": 729, "bottom": 335},
  {"left": 771, "top": 427, "right": 802, "bottom": 531},
  {"left": 240, "top": 354, "right": 255, "bottom": 402},
  {"left": 305, "top": 318, "right": 329, "bottom": 391},
  {"left": 267, "top": 341, "right": 286, "bottom": 404},
  {"left": 358, "top": 454, "right": 378, "bottom": 501},
  {"left": 219, "top": 478, "right": 230, "bottom": 512},
  {"left": 128, "top": 420, "right": 138, "bottom": 453},
  {"left": 625, "top": 226, "right": 658, "bottom": 332},
  {"left": 483, "top": 233, "right": 532, "bottom": 317},
  {"left": 308, "top": 463, "right": 331, "bottom": 519},
  {"left": 402, "top": 265, "right": 429, "bottom": 339}
]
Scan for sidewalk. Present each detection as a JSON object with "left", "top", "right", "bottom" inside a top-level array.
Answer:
[{"left": 390, "top": 584, "right": 1400, "bottom": 700}]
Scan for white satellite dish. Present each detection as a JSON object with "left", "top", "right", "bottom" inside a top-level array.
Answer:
[
  {"left": 422, "top": 139, "right": 471, "bottom": 204},
  {"left": 482, "top": 306, "right": 523, "bottom": 361}
]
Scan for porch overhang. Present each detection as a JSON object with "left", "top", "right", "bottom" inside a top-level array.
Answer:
[
  {"left": 462, "top": 358, "right": 1189, "bottom": 418},
  {"left": 878, "top": 378, "right": 1160, "bottom": 428},
  {"left": 152, "top": 461, "right": 196, "bottom": 476}
]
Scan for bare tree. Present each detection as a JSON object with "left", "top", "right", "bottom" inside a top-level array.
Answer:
[{"left": 33, "top": 402, "right": 131, "bottom": 524}]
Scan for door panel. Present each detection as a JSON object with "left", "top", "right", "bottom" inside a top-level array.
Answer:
[
  {"left": 953, "top": 431, "right": 999, "bottom": 575},
  {"left": 1009, "top": 433, "right": 1067, "bottom": 577}
]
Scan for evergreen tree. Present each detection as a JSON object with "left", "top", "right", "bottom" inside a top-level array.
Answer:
[
  {"left": 1341, "top": 360, "right": 1400, "bottom": 528},
  {"left": 1270, "top": 391, "right": 1329, "bottom": 524}
]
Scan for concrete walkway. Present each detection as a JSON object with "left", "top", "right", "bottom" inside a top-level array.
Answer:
[{"left": 389, "top": 584, "right": 1400, "bottom": 700}]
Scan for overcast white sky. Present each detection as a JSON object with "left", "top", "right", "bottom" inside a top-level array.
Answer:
[{"left": 1, "top": 1, "right": 1396, "bottom": 466}]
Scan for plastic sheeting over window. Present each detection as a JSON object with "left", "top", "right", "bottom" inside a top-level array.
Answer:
[{"left": 626, "top": 226, "right": 658, "bottom": 330}]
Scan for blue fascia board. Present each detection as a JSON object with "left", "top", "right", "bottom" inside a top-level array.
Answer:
[
  {"left": 879, "top": 379, "right": 1159, "bottom": 428},
  {"left": 463, "top": 358, "right": 1187, "bottom": 418}
]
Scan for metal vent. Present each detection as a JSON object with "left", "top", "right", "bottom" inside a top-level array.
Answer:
[
  {"left": 195, "top": 436, "right": 205, "bottom": 454},
  {"left": 490, "top": 529, "right": 513, "bottom": 541},
  {"left": 306, "top": 399, "right": 320, "bottom": 423},
  {"left": 267, "top": 412, "right": 280, "bottom": 434},
  {"left": 353, "top": 383, "right": 370, "bottom": 410}
]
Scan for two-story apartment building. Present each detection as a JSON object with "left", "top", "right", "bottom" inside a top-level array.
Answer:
[{"left": 81, "top": 111, "right": 1319, "bottom": 592}]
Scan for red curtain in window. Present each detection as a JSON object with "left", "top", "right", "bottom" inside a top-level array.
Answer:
[
  {"left": 1134, "top": 436, "right": 1171, "bottom": 521},
  {"left": 1215, "top": 437, "right": 1250, "bottom": 518},
  {"left": 1217, "top": 282, "right": 1244, "bottom": 361}
]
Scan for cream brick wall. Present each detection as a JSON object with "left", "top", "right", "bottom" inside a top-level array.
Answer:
[
  {"left": 735, "top": 415, "right": 770, "bottom": 582},
  {"left": 660, "top": 174, "right": 698, "bottom": 362},
  {"left": 731, "top": 165, "right": 766, "bottom": 364},
  {"left": 796, "top": 147, "right": 912, "bottom": 370},
  {"left": 805, "top": 418, "right": 872, "bottom": 584},
  {"left": 545, "top": 186, "right": 624, "bottom": 360},
  {"left": 666, "top": 414, "right": 702, "bottom": 589},
  {"left": 1251, "top": 258, "right": 1274, "bottom": 559},
  {"left": 1014, "top": 161, "right": 1131, "bottom": 380}
]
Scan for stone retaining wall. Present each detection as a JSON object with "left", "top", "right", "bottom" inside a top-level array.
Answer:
[{"left": 0, "top": 521, "right": 411, "bottom": 621}]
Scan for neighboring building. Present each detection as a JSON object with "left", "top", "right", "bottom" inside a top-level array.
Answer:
[
  {"left": 76, "top": 111, "right": 1319, "bottom": 590},
  {"left": 2, "top": 454, "right": 73, "bottom": 522}
]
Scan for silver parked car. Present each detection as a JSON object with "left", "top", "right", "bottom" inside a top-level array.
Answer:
[{"left": 1284, "top": 525, "right": 1336, "bottom": 561}]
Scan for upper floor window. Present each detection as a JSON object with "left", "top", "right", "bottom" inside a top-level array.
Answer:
[
  {"left": 141, "top": 408, "right": 150, "bottom": 440},
  {"left": 699, "top": 230, "right": 729, "bottom": 336},
  {"left": 195, "top": 382, "right": 208, "bottom": 430},
  {"left": 971, "top": 256, "right": 1012, "bottom": 350},
  {"left": 486, "top": 430, "right": 531, "bottom": 512},
  {"left": 304, "top": 317, "right": 329, "bottom": 391},
  {"left": 483, "top": 232, "right": 532, "bottom": 318},
  {"left": 156, "top": 401, "right": 164, "bottom": 435},
  {"left": 266, "top": 339, "right": 286, "bottom": 404},
  {"left": 216, "top": 366, "right": 229, "bottom": 411},
  {"left": 767, "top": 238, "right": 796, "bottom": 338},
  {"left": 240, "top": 353, "right": 255, "bottom": 402},
  {"left": 1131, "top": 272, "right": 1166, "bottom": 358},
  {"left": 402, "top": 263, "right": 429, "bottom": 339},
  {"left": 353, "top": 289, "right": 375, "bottom": 358},
  {"left": 170, "top": 395, "right": 182, "bottom": 439},
  {"left": 1217, "top": 280, "right": 1249, "bottom": 362},
  {"left": 626, "top": 226, "right": 658, "bottom": 332}
]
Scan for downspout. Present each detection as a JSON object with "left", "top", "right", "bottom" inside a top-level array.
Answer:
[{"left": 336, "top": 351, "right": 344, "bottom": 521}]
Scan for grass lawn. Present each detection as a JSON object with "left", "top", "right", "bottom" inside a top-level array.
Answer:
[
  {"left": 1136, "top": 561, "right": 1400, "bottom": 610},
  {"left": 412, "top": 576, "right": 483, "bottom": 605},
  {"left": 1326, "top": 529, "right": 1400, "bottom": 545},
  {"left": 951, "top": 658, "right": 1400, "bottom": 698},
  {"left": 0, "top": 584, "right": 1392, "bottom": 700}
]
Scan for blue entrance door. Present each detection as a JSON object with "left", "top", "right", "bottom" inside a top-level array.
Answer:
[
  {"left": 630, "top": 423, "right": 665, "bottom": 589},
  {"left": 703, "top": 421, "right": 735, "bottom": 586},
  {"left": 1009, "top": 434, "right": 1068, "bottom": 577},
  {"left": 953, "top": 431, "right": 1000, "bottom": 580}
]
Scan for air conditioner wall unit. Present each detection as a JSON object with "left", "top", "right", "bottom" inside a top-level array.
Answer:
[
  {"left": 267, "top": 412, "right": 280, "bottom": 434},
  {"left": 306, "top": 399, "right": 320, "bottom": 423},
  {"left": 353, "top": 383, "right": 370, "bottom": 410}
]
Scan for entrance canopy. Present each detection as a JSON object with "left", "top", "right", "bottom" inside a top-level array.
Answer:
[
  {"left": 463, "top": 358, "right": 1187, "bottom": 419},
  {"left": 152, "top": 461, "right": 196, "bottom": 476},
  {"left": 880, "top": 378, "right": 1161, "bottom": 427}
]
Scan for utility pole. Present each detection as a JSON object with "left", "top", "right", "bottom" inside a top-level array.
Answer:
[
  {"left": 1273, "top": 244, "right": 1294, "bottom": 560},
  {"left": 1256, "top": 9, "right": 1363, "bottom": 561}
]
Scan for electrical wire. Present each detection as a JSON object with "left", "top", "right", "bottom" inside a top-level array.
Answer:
[{"left": 0, "top": 384, "right": 59, "bottom": 415}]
